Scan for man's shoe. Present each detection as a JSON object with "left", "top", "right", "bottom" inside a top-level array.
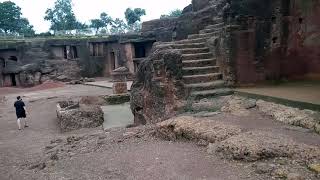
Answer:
[{"left": 24, "top": 125, "right": 29, "bottom": 128}]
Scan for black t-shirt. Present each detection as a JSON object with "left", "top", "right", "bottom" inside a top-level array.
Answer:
[{"left": 14, "top": 100, "right": 25, "bottom": 113}]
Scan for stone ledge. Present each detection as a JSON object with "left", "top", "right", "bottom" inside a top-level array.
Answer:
[
  {"left": 234, "top": 91, "right": 320, "bottom": 112},
  {"left": 103, "top": 94, "right": 130, "bottom": 105}
]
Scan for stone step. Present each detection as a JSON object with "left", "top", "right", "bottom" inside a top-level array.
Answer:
[
  {"left": 188, "top": 32, "right": 220, "bottom": 40},
  {"left": 168, "top": 42, "right": 207, "bottom": 49},
  {"left": 182, "top": 66, "right": 219, "bottom": 76},
  {"left": 205, "top": 23, "right": 225, "bottom": 30},
  {"left": 180, "top": 47, "right": 210, "bottom": 54},
  {"left": 185, "top": 80, "right": 225, "bottom": 91},
  {"left": 183, "top": 73, "right": 222, "bottom": 84},
  {"left": 175, "top": 37, "right": 207, "bottom": 44},
  {"left": 199, "top": 28, "right": 223, "bottom": 34},
  {"left": 182, "top": 59, "right": 216, "bottom": 67},
  {"left": 182, "top": 53, "right": 212, "bottom": 60},
  {"left": 191, "top": 88, "right": 234, "bottom": 100}
]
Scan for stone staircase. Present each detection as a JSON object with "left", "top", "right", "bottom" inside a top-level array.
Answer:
[{"left": 163, "top": 18, "right": 233, "bottom": 100}]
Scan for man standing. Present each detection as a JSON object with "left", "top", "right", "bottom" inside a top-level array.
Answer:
[{"left": 14, "top": 96, "right": 28, "bottom": 130}]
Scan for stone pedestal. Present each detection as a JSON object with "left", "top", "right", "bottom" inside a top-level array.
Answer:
[
  {"left": 113, "top": 82, "right": 128, "bottom": 94},
  {"left": 111, "top": 67, "right": 130, "bottom": 94}
]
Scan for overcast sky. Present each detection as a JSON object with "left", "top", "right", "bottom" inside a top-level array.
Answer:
[{"left": 2, "top": 0, "right": 191, "bottom": 33}]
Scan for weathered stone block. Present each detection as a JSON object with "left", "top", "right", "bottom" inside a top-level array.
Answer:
[
  {"left": 113, "top": 82, "right": 128, "bottom": 94},
  {"left": 56, "top": 100, "right": 104, "bottom": 132}
]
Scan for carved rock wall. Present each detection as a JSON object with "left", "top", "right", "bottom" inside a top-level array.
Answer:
[{"left": 224, "top": 0, "right": 320, "bottom": 84}]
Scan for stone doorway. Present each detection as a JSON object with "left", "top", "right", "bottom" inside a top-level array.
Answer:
[
  {"left": 110, "top": 52, "right": 116, "bottom": 71},
  {"left": 0, "top": 57, "right": 5, "bottom": 68},
  {"left": 133, "top": 42, "right": 146, "bottom": 58},
  {"left": 0, "top": 58, "right": 4, "bottom": 87},
  {"left": 10, "top": 74, "right": 17, "bottom": 86}
]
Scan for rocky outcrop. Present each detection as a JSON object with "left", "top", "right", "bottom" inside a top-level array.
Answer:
[
  {"left": 130, "top": 44, "right": 185, "bottom": 125},
  {"left": 56, "top": 100, "right": 104, "bottom": 132},
  {"left": 132, "top": 1, "right": 235, "bottom": 125},
  {"left": 156, "top": 115, "right": 320, "bottom": 165},
  {"left": 141, "top": 0, "right": 227, "bottom": 41},
  {"left": 156, "top": 116, "right": 242, "bottom": 142},
  {"left": 0, "top": 40, "right": 81, "bottom": 87},
  {"left": 215, "top": 131, "right": 320, "bottom": 162}
]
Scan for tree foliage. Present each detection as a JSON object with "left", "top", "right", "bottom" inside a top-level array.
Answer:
[
  {"left": 0, "top": 1, "right": 35, "bottom": 35},
  {"left": 44, "top": 0, "right": 82, "bottom": 32},
  {"left": 90, "top": 19, "right": 105, "bottom": 34},
  {"left": 125, "top": 8, "right": 146, "bottom": 25},
  {"left": 110, "top": 18, "right": 128, "bottom": 34},
  {"left": 89, "top": 12, "right": 113, "bottom": 34},
  {"left": 18, "top": 18, "right": 35, "bottom": 37},
  {"left": 160, "top": 9, "right": 182, "bottom": 19},
  {"left": 100, "top": 12, "right": 113, "bottom": 26}
]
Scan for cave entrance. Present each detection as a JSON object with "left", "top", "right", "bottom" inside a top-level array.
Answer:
[
  {"left": 0, "top": 57, "right": 5, "bottom": 68},
  {"left": 281, "top": 0, "right": 291, "bottom": 16},
  {"left": 133, "top": 42, "right": 146, "bottom": 58},
  {"left": 71, "top": 46, "right": 78, "bottom": 59},
  {"left": 63, "top": 46, "right": 78, "bottom": 59},
  {"left": 8, "top": 56, "right": 18, "bottom": 62},
  {"left": 63, "top": 46, "right": 68, "bottom": 59},
  {"left": 110, "top": 52, "right": 116, "bottom": 71},
  {"left": 10, "top": 74, "right": 17, "bottom": 86}
]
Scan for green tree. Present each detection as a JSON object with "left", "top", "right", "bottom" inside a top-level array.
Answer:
[
  {"left": 0, "top": 1, "right": 35, "bottom": 35},
  {"left": 124, "top": 8, "right": 146, "bottom": 25},
  {"left": 90, "top": 19, "right": 105, "bottom": 34},
  {"left": 100, "top": 12, "right": 113, "bottom": 27},
  {"left": 110, "top": 18, "right": 128, "bottom": 34},
  {"left": 127, "top": 22, "right": 142, "bottom": 33},
  {"left": 44, "top": 0, "right": 81, "bottom": 32},
  {"left": 18, "top": 18, "right": 35, "bottom": 37},
  {"left": 160, "top": 9, "right": 182, "bottom": 19},
  {"left": 90, "top": 12, "right": 113, "bottom": 34}
]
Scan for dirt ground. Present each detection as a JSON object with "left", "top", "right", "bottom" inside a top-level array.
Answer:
[{"left": 0, "top": 84, "right": 319, "bottom": 180}]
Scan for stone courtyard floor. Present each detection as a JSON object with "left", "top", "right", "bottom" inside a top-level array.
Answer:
[
  {"left": 0, "top": 84, "right": 319, "bottom": 180},
  {"left": 236, "top": 80, "right": 320, "bottom": 106}
]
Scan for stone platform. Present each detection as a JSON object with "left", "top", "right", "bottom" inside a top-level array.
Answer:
[
  {"left": 235, "top": 81, "right": 320, "bottom": 111},
  {"left": 85, "top": 81, "right": 133, "bottom": 91}
]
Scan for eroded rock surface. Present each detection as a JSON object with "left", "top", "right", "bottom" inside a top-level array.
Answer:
[
  {"left": 221, "top": 96, "right": 256, "bottom": 116},
  {"left": 256, "top": 100, "right": 320, "bottom": 134},
  {"left": 215, "top": 131, "right": 320, "bottom": 162},
  {"left": 56, "top": 100, "right": 104, "bottom": 132},
  {"left": 157, "top": 116, "right": 242, "bottom": 143},
  {"left": 130, "top": 44, "right": 185, "bottom": 125},
  {"left": 218, "top": 95, "right": 320, "bottom": 134}
]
